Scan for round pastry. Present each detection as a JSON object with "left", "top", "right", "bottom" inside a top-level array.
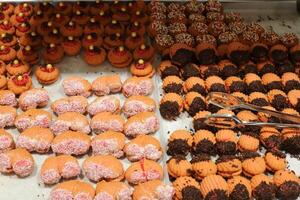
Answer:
[
  {"left": 225, "top": 76, "right": 246, "bottom": 93},
  {"left": 273, "top": 170, "right": 300, "bottom": 200},
  {"left": 133, "top": 180, "right": 174, "bottom": 200},
  {"left": 280, "top": 33, "right": 299, "bottom": 48},
  {"left": 264, "top": 150, "right": 287, "bottom": 172},
  {"left": 104, "top": 20, "right": 125, "bottom": 35},
  {"left": 162, "top": 75, "right": 183, "bottom": 94},
  {"left": 216, "top": 155, "right": 242, "bottom": 178},
  {"left": 269, "top": 44, "right": 288, "bottom": 64},
  {"left": 92, "top": 75, "right": 122, "bottom": 96},
  {"left": 122, "top": 76, "right": 153, "bottom": 97},
  {"left": 51, "top": 96, "right": 88, "bottom": 115},
  {"left": 0, "top": 33, "right": 17, "bottom": 47},
  {"left": 248, "top": 92, "right": 269, "bottom": 107},
  {"left": 16, "top": 45, "right": 39, "bottom": 65},
  {"left": 130, "top": 59, "right": 155, "bottom": 78},
  {"left": 208, "top": 21, "right": 228, "bottom": 38},
  {"left": 124, "top": 111, "right": 159, "bottom": 138},
  {"left": 91, "top": 131, "right": 125, "bottom": 158},
  {"left": 181, "top": 63, "right": 201, "bottom": 80},
  {"left": 18, "top": 88, "right": 49, "bottom": 111},
  {"left": 267, "top": 89, "right": 288, "bottom": 110},
  {"left": 277, "top": 60, "right": 295, "bottom": 76},
  {"left": 108, "top": 46, "right": 133, "bottom": 68},
  {"left": 196, "top": 43, "right": 217, "bottom": 65},
  {"left": 126, "top": 21, "right": 146, "bottom": 36},
  {"left": 37, "top": 21, "right": 54, "bottom": 37},
  {"left": 42, "top": 43, "right": 64, "bottom": 64},
  {"left": 170, "top": 43, "right": 197, "bottom": 67},
  {"left": 0, "top": 129, "right": 14, "bottom": 153},
  {"left": 191, "top": 154, "right": 217, "bottom": 181},
  {"left": 261, "top": 31, "right": 280, "bottom": 47},
  {"left": 125, "top": 135, "right": 162, "bottom": 162},
  {"left": 288, "top": 89, "right": 300, "bottom": 112},
  {"left": 43, "top": 28, "right": 63, "bottom": 45},
  {"left": 260, "top": 127, "right": 282, "bottom": 150},
  {"left": 241, "top": 152, "right": 266, "bottom": 177},
  {"left": 227, "top": 176, "right": 252, "bottom": 200},
  {"left": 192, "top": 130, "right": 216, "bottom": 156},
  {"left": 257, "top": 60, "right": 275, "bottom": 75},
  {"left": 94, "top": 10, "right": 111, "bottom": 26},
  {"left": 251, "top": 174, "right": 276, "bottom": 200},
  {"left": 168, "top": 22, "right": 186, "bottom": 37},
  {"left": 167, "top": 130, "right": 193, "bottom": 157},
  {"left": 184, "top": 92, "right": 206, "bottom": 117},
  {"left": 62, "top": 36, "right": 81, "bottom": 56},
  {"left": 83, "top": 46, "right": 106, "bottom": 66},
  {"left": 0, "top": 20, "right": 15, "bottom": 35},
  {"left": 90, "top": 1, "right": 109, "bottom": 14},
  {"left": 290, "top": 44, "right": 300, "bottom": 65},
  {"left": 239, "top": 61, "right": 257, "bottom": 76},
  {"left": 218, "top": 59, "right": 238, "bottom": 78},
  {"left": 199, "top": 64, "right": 219, "bottom": 79},
  {"left": 15, "top": 22, "right": 33, "bottom": 37},
  {"left": 159, "top": 60, "right": 180, "bottom": 79},
  {"left": 62, "top": 76, "right": 91, "bottom": 97},
  {"left": 167, "top": 156, "right": 192, "bottom": 180},
  {"left": 262, "top": 73, "right": 282, "bottom": 91},
  {"left": 238, "top": 132, "right": 260, "bottom": 152},
  {"left": 282, "top": 72, "right": 300, "bottom": 92},
  {"left": 0, "top": 148, "right": 34, "bottom": 177},
  {"left": 14, "top": 3, "right": 33, "bottom": 16},
  {"left": 51, "top": 130, "right": 91, "bottom": 155},
  {"left": 35, "top": 64, "right": 60, "bottom": 85},
  {"left": 244, "top": 73, "right": 266, "bottom": 93},
  {"left": 0, "top": 3, "right": 14, "bottom": 16},
  {"left": 15, "top": 109, "right": 51, "bottom": 132},
  {"left": 60, "top": 21, "right": 83, "bottom": 37},
  {"left": 125, "top": 159, "right": 163, "bottom": 185},
  {"left": 154, "top": 34, "right": 174, "bottom": 53},
  {"left": 40, "top": 155, "right": 80, "bottom": 185},
  {"left": 49, "top": 180, "right": 95, "bottom": 200},
  {"left": 29, "top": 11, "right": 48, "bottom": 27},
  {"left": 16, "top": 126, "right": 53, "bottom": 153},
  {"left": 103, "top": 33, "right": 124, "bottom": 50},
  {"left": 90, "top": 112, "right": 124, "bottom": 134},
  {"left": 147, "top": 21, "right": 168, "bottom": 38},
  {"left": 83, "top": 17, "right": 104, "bottom": 35},
  {"left": 72, "top": 10, "right": 89, "bottom": 26},
  {"left": 231, "top": 92, "right": 249, "bottom": 103},
  {"left": 250, "top": 43, "right": 269, "bottom": 62},
  {"left": 82, "top": 33, "right": 103, "bottom": 50},
  {"left": 125, "top": 32, "right": 145, "bottom": 51},
  {"left": 159, "top": 93, "right": 183, "bottom": 120},
  {"left": 207, "top": 11, "right": 224, "bottom": 23},
  {"left": 112, "top": 7, "right": 130, "bottom": 23},
  {"left": 54, "top": 2, "right": 73, "bottom": 15},
  {"left": 133, "top": 44, "right": 155, "bottom": 62},
  {"left": 205, "top": 75, "right": 226, "bottom": 93},
  {"left": 0, "top": 60, "right": 5, "bottom": 75},
  {"left": 95, "top": 181, "right": 134, "bottom": 200},
  {"left": 123, "top": 95, "right": 155, "bottom": 118},
  {"left": 227, "top": 41, "right": 250, "bottom": 66},
  {"left": 193, "top": 111, "right": 215, "bottom": 132},
  {"left": 50, "top": 112, "right": 90, "bottom": 135},
  {"left": 174, "top": 33, "right": 195, "bottom": 47},
  {"left": 0, "top": 90, "right": 17, "bottom": 107},
  {"left": 6, "top": 59, "right": 30, "bottom": 77},
  {"left": 173, "top": 176, "right": 202, "bottom": 200},
  {"left": 0, "top": 45, "right": 16, "bottom": 62},
  {"left": 200, "top": 175, "right": 228, "bottom": 200},
  {"left": 7, "top": 74, "right": 32, "bottom": 95},
  {"left": 215, "top": 129, "right": 238, "bottom": 155},
  {"left": 19, "top": 31, "right": 42, "bottom": 50},
  {"left": 184, "top": 77, "right": 206, "bottom": 95},
  {"left": 88, "top": 95, "right": 120, "bottom": 116}
]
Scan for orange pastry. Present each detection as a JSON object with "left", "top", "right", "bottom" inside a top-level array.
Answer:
[
  {"left": 191, "top": 154, "right": 217, "bottom": 180},
  {"left": 40, "top": 155, "right": 80, "bottom": 185},
  {"left": 123, "top": 95, "right": 156, "bottom": 118},
  {"left": 83, "top": 46, "right": 106, "bottom": 66},
  {"left": 60, "top": 21, "right": 83, "bottom": 37},
  {"left": 14, "top": 109, "right": 52, "bottom": 132},
  {"left": 103, "top": 33, "right": 124, "bottom": 50},
  {"left": 62, "top": 36, "right": 81, "bottom": 56},
  {"left": 42, "top": 43, "right": 64, "bottom": 64},
  {"left": 49, "top": 180, "right": 95, "bottom": 200},
  {"left": 29, "top": 10, "right": 48, "bottom": 27},
  {"left": 91, "top": 131, "right": 125, "bottom": 158},
  {"left": 0, "top": 3, "right": 14, "bottom": 16},
  {"left": 251, "top": 174, "right": 276, "bottom": 200},
  {"left": 71, "top": 10, "right": 89, "bottom": 26},
  {"left": 162, "top": 75, "right": 183, "bottom": 94},
  {"left": 167, "top": 156, "right": 192, "bottom": 179},
  {"left": 167, "top": 130, "right": 193, "bottom": 157},
  {"left": 90, "top": 1, "right": 109, "bottom": 15},
  {"left": 43, "top": 28, "right": 63, "bottom": 45},
  {"left": 0, "top": 20, "right": 15, "bottom": 35},
  {"left": 127, "top": 21, "right": 146, "bottom": 36},
  {"left": 273, "top": 170, "right": 300, "bottom": 200},
  {"left": 0, "top": 45, "right": 16, "bottom": 62},
  {"left": 16, "top": 126, "right": 54, "bottom": 153},
  {"left": 215, "top": 129, "right": 238, "bottom": 155},
  {"left": 0, "top": 90, "right": 17, "bottom": 107},
  {"left": 125, "top": 32, "right": 145, "bottom": 50},
  {"left": 94, "top": 10, "right": 111, "bottom": 26},
  {"left": 0, "top": 129, "right": 14, "bottom": 153},
  {"left": 37, "top": 21, "right": 55, "bottom": 36},
  {"left": 83, "top": 17, "right": 104, "bottom": 35},
  {"left": 7, "top": 74, "right": 32, "bottom": 95},
  {"left": 227, "top": 176, "right": 252, "bottom": 200},
  {"left": 184, "top": 77, "right": 206, "bottom": 95},
  {"left": 83, "top": 155, "right": 124, "bottom": 182},
  {"left": 122, "top": 76, "right": 153, "bottom": 97},
  {"left": 0, "top": 148, "right": 34, "bottom": 177},
  {"left": 112, "top": 7, "right": 130, "bottom": 24},
  {"left": 133, "top": 43, "right": 155, "bottom": 62},
  {"left": 16, "top": 45, "right": 39, "bottom": 65},
  {"left": 54, "top": 2, "right": 73, "bottom": 16},
  {"left": 281, "top": 72, "right": 300, "bottom": 92},
  {"left": 15, "top": 22, "right": 33, "bottom": 37},
  {"left": 104, "top": 20, "right": 125, "bottom": 35},
  {"left": 193, "top": 130, "right": 216, "bottom": 155},
  {"left": 133, "top": 180, "right": 173, "bottom": 200},
  {"left": 90, "top": 112, "right": 125, "bottom": 134},
  {"left": 205, "top": 75, "right": 226, "bottom": 93},
  {"left": 199, "top": 175, "right": 229, "bottom": 199},
  {"left": 34, "top": 2, "right": 54, "bottom": 16},
  {"left": 184, "top": 91, "right": 206, "bottom": 116},
  {"left": 14, "top": 3, "right": 33, "bottom": 16},
  {"left": 51, "top": 96, "right": 88, "bottom": 115},
  {"left": 238, "top": 132, "right": 260, "bottom": 152},
  {"left": 0, "top": 60, "right": 5, "bottom": 75},
  {"left": 82, "top": 33, "right": 103, "bottom": 50},
  {"left": 193, "top": 110, "right": 213, "bottom": 132},
  {"left": 91, "top": 75, "right": 122, "bottom": 96},
  {"left": 88, "top": 95, "right": 120, "bottom": 116},
  {"left": 108, "top": 46, "right": 133, "bottom": 68},
  {"left": 51, "top": 130, "right": 91, "bottom": 155},
  {"left": 159, "top": 93, "right": 183, "bottom": 120},
  {"left": 6, "top": 59, "right": 30, "bottom": 76},
  {"left": 216, "top": 155, "right": 242, "bottom": 178},
  {"left": 130, "top": 59, "right": 155, "bottom": 78},
  {"left": 225, "top": 76, "right": 247, "bottom": 93},
  {"left": 35, "top": 64, "right": 60, "bottom": 85},
  {"left": 264, "top": 150, "right": 287, "bottom": 172},
  {"left": 95, "top": 181, "right": 134, "bottom": 200},
  {"left": 18, "top": 88, "right": 49, "bottom": 111},
  {"left": 62, "top": 76, "right": 92, "bottom": 97},
  {"left": 52, "top": 13, "right": 70, "bottom": 28},
  {"left": 159, "top": 60, "right": 180, "bottom": 79},
  {"left": 0, "top": 75, "right": 7, "bottom": 90},
  {"left": 0, "top": 33, "right": 17, "bottom": 47},
  {"left": 125, "top": 159, "right": 163, "bottom": 184},
  {"left": 124, "top": 135, "right": 162, "bottom": 161},
  {"left": 241, "top": 152, "right": 266, "bottom": 177},
  {"left": 259, "top": 127, "right": 282, "bottom": 150},
  {"left": 173, "top": 176, "right": 201, "bottom": 200},
  {"left": 18, "top": 31, "right": 42, "bottom": 50}
]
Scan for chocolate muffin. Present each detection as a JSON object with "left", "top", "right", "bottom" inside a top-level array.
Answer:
[
  {"left": 184, "top": 92, "right": 207, "bottom": 117},
  {"left": 250, "top": 43, "right": 269, "bottom": 62},
  {"left": 181, "top": 63, "right": 201, "bottom": 80},
  {"left": 227, "top": 42, "right": 250, "bottom": 65},
  {"left": 269, "top": 44, "right": 288, "bottom": 64},
  {"left": 282, "top": 72, "right": 300, "bottom": 92},
  {"left": 262, "top": 73, "right": 283, "bottom": 91},
  {"left": 257, "top": 60, "right": 276, "bottom": 75},
  {"left": 192, "top": 130, "right": 216, "bottom": 156},
  {"left": 170, "top": 43, "right": 197, "bottom": 66},
  {"left": 249, "top": 92, "right": 269, "bottom": 107},
  {"left": 268, "top": 89, "right": 289, "bottom": 110},
  {"left": 290, "top": 44, "right": 300, "bottom": 65},
  {"left": 225, "top": 76, "right": 247, "bottom": 93},
  {"left": 288, "top": 89, "right": 300, "bottom": 112},
  {"left": 206, "top": 75, "right": 226, "bottom": 93},
  {"left": 184, "top": 77, "right": 206, "bottom": 95},
  {"left": 193, "top": 111, "right": 216, "bottom": 132},
  {"left": 160, "top": 93, "right": 183, "bottom": 120},
  {"left": 167, "top": 130, "right": 192, "bottom": 157},
  {"left": 159, "top": 60, "right": 181, "bottom": 79},
  {"left": 199, "top": 64, "right": 219, "bottom": 79},
  {"left": 218, "top": 59, "right": 238, "bottom": 78},
  {"left": 196, "top": 43, "right": 217, "bottom": 65},
  {"left": 162, "top": 75, "right": 184, "bottom": 94},
  {"left": 244, "top": 73, "right": 266, "bottom": 93}
]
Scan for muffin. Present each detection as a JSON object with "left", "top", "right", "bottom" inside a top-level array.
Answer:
[
  {"left": 167, "top": 130, "right": 193, "bottom": 157},
  {"left": 184, "top": 92, "right": 206, "bottom": 117},
  {"left": 192, "top": 130, "right": 216, "bottom": 156},
  {"left": 162, "top": 75, "right": 183, "bottom": 94}
]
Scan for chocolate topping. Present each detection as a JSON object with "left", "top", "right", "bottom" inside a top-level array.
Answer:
[
  {"left": 193, "top": 139, "right": 215, "bottom": 155},
  {"left": 276, "top": 181, "right": 300, "bottom": 200},
  {"left": 163, "top": 83, "right": 183, "bottom": 94},
  {"left": 159, "top": 101, "right": 181, "bottom": 120},
  {"left": 167, "top": 139, "right": 190, "bottom": 156},
  {"left": 263, "top": 134, "right": 282, "bottom": 150},
  {"left": 182, "top": 186, "right": 203, "bottom": 200},
  {"left": 205, "top": 189, "right": 228, "bottom": 200},
  {"left": 216, "top": 141, "right": 237, "bottom": 155},
  {"left": 239, "top": 151, "right": 260, "bottom": 161},
  {"left": 253, "top": 182, "right": 276, "bottom": 200},
  {"left": 230, "top": 184, "right": 250, "bottom": 200},
  {"left": 281, "top": 135, "right": 300, "bottom": 155},
  {"left": 171, "top": 48, "right": 197, "bottom": 67},
  {"left": 248, "top": 81, "right": 266, "bottom": 93},
  {"left": 190, "top": 154, "right": 211, "bottom": 163},
  {"left": 209, "top": 83, "right": 226, "bottom": 93},
  {"left": 188, "top": 97, "right": 206, "bottom": 117},
  {"left": 181, "top": 63, "right": 201, "bottom": 80},
  {"left": 161, "top": 65, "right": 180, "bottom": 79}
]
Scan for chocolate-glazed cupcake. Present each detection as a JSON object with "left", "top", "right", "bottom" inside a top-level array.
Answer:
[
  {"left": 218, "top": 60, "right": 238, "bottom": 78},
  {"left": 250, "top": 43, "right": 269, "bottom": 62},
  {"left": 251, "top": 174, "right": 276, "bottom": 200},
  {"left": 249, "top": 92, "right": 269, "bottom": 107},
  {"left": 282, "top": 72, "right": 300, "bottom": 92},
  {"left": 215, "top": 129, "right": 238, "bottom": 155},
  {"left": 199, "top": 65, "right": 219, "bottom": 79},
  {"left": 261, "top": 31, "right": 280, "bottom": 47},
  {"left": 240, "top": 61, "right": 257, "bottom": 76},
  {"left": 257, "top": 60, "right": 276, "bottom": 75},
  {"left": 227, "top": 42, "right": 250, "bottom": 66},
  {"left": 274, "top": 170, "right": 300, "bottom": 200},
  {"left": 269, "top": 44, "right": 288, "bottom": 64},
  {"left": 159, "top": 60, "right": 180, "bottom": 79},
  {"left": 260, "top": 127, "right": 282, "bottom": 150},
  {"left": 181, "top": 63, "right": 201, "bottom": 80},
  {"left": 184, "top": 92, "right": 206, "bottom": 117},
  {"left": 193, "top": 111, "right": 215, "bottom": 132},
  {"left": 267, "top": 89, "right": 289, "bottom": 110},
  {"left": 168, "top": 22, "right": 187, "bottom": 37},
  {"left": 262, "top": 73, "right": 283, "bottom": 91},
  {"left": 288, "top": 89, "right": 300, "bottom": 112},
  {"left": 244, "top": 73, "right": 266, "bottom": 93},
  {"left": 188, "top": 22, "right": 208, "bottom": 37},
  {"left": 206, "top": 75, "right": 226, "bottom": 93},
  {"left": 170, "top": 43, "right": 197, "bottom": 66},
  {"left": 196, "top": 43, "right": 217, "bottom": 65},
  {"left": 281, "top": 128, "right": 300, "bottom": 154},
  {"left": 225, "top": 76, "right": 247, "bottom": 93},
  {"left": 192, "top": 130, "right": 216, "bottom": 156},
  {"left": 167, "top": 130, "right": 193, "bottom": 156},
  {"left": 228, "top": 176, "right": 252, "bottom": 200},
  {"left": 184, "top": 77, "right": 206, "bottom": 95},
  {"left": 160, "top": 93, "right": 183, "bottom": 120},
  {"left": 280, "top": 33, "right": 299, "bottom": 48},
  {"left": 162, "top": 76, "right": 183, "bottom": 94}
]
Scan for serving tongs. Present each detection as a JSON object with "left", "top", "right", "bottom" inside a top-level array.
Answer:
[{"left": 207, "top": 92, "right": 300, "bottom": 124}]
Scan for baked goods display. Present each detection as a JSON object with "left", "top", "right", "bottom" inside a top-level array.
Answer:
[{"left": 0, "top": 1, "right": 299, "bottom": 200}]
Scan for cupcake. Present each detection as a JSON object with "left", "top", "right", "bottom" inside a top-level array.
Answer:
[
  {"left": 273, "top": 170, "right": 300, "bottom": 200},
  {"left": 267, "top": 89, "right": 289, "bottom": 110},
  {"left": 251, "top": 174, "right": 276, "bottom": 200},
  {"left": 227, "top": 176, "right": 252, "bottom": 200},
  {"left": 125, "top": 32, "right": 145, "bottom": 50},
  {"left": 262, "top": 73, "right": 282, "bottom": 91},
  {"left": 130, "top": 59, "right": 155, "bottom": 78},
  {"left": 260, "top": 127, "right": 282, "bottom": 150},
  {"left": 154, "top": 34, "right": 174, "bottom": 53},
  {"left": 167, "top": 130, "right": 192, "bottom": 157},
  {"left": 287, "top": 89, "right": 300, "bottom": 112},
  {"left": 192, "top": 130, "right": 216, "bottom": 155},
  {"left": 193, "top": 111, "right": 214, "bottom": 132},
  {"left": 159, "top": 60, "right": 180, "bottom": 79},
  {"left": 133, "top": 44, "right": 155, "bottom": 62},
  {"left": 167, "top": 156, "right": 192, "bottom": 180},
  {"left": 191, "top": 154, "right": 217, "bottom": 181},
  {"left": 181, "top": 63, "right": 201, "bottom": 80},
  {"left": 244, "top": 73, "right": 265, "bottom": 93},
  {"left": 62, "top": 36, "right": 81, "bottom": 56},
  {"left": 184, "top": 92, "right": 206, "bottom": 117},
  {"left": 184, "top": 77, "right": 206, "bottom": 95},
  {"left": 225, "top": 76, "right": 247, "bottom": 93},
  {"left": 196, "top": 43, "right": 217, "bottom": 65},
  {"left": 7, "top": 74, "right": 32, "bottom": 95},
  {"left": 205, "top": 75, "right": 226, "bottom": 93},
  {"left": 216, "top": 155, "right": 242, "bottom": 178},
  {"left": 264, "top": 150, "right": 287, "bottom": 172},
  {"left": 83, "top": 46, "right": 106, "bottom": 66},
  {"left": 42, "top": 43, "right": 64, "bottom": 64},
  {"left": 282, "top": 72, "right": 300, "bottom": 92},
  {"left": 199, "top": 175, "right": 228, "bottom": 200},
  {"left": 241, "top": 152, "right": 266, "bottom": 177},
  {"left": 82, "top": 33, "right": 103, "bottom": 50},
  {"left": 173, "top": 176, "right": 202, "bottom": 200},
  {"left": 35, "top": 64, "right": 60, "bottom": 85},
  {"left": 0, "top": 45, "right": 16, "bottom": 62},
  {"left": 159, "top": 93, "right": 183, "bottom": 120},
  {"left": 238, "top": 132, "right": 260, "bottom": 152},
  {"left": 218, "top": 59, "right": 238, "bottom": 78},
  {"left": 162, "top": 75, "right": 183, "bottom": 94},
  {"left": 227, "top": 41, "right": 250, "bottom": 66},
  {"left": 269, "top": 44, "right": 288, "bottom": 64},
  {"left": 199, "top": 64, "right": 219, "bottom": 78},
  {"left": 249, "top": 92, "right": 269, "bottom": 106},
  {"left": 215, "top": 129, "right": 238, "bottom": 155},
  {"left": 170, "top": 43, "right": 197, "bottom": 66},
  {"left": 108, "top": 46, "right": 133, "bottom": 68},
  {"left": 6, "top": 59, "right": 30, "bottom": 77},
  {"left": 280, "top": 33, "right": 299, "bottom": 48},
  {"left": 60, "top": 21, "right": 83, "bottom": 37}
]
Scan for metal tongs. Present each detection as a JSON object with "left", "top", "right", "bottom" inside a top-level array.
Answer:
[{"left": 203, "top": 92, "right": 300, "bottom": 129}]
